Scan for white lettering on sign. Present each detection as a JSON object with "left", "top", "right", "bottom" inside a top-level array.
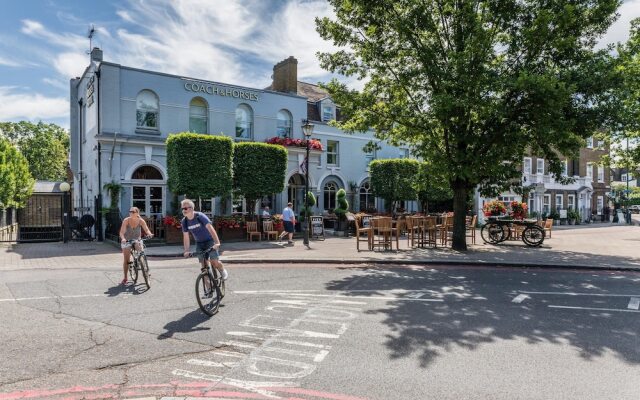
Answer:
[{"left": 183, "top": 81, "right": 259, "bottom": 101}]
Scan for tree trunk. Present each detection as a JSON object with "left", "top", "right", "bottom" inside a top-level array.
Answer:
[{"left": 451, "top": 179, "right": 469, "bottom": 251}]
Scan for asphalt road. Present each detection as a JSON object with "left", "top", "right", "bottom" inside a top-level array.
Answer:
[{"left": 1, "top": 260, "right": 639, "bottom": 400}]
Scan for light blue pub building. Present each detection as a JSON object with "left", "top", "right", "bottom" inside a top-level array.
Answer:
[{"left": 69, "top": 48, "right": 415, "bottom": 221}]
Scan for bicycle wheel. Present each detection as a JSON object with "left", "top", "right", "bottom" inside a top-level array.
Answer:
[
  {"left": 195, "top": 271, "right": 221, "bottom": 316},
  {"left": 128, "top": 260, "right": 138, "bottom": 283},
  {"left": 521, "top": 225, "right": 545, "bottom": 247},
  {"left": 480, "top": 223, "right": 506, "bottom": 244},
  {"left": 139, "top": 254, "right": 150, "bottom": 289}
]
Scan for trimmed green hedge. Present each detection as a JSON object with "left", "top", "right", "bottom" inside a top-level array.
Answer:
[
  {"left": 166, "top": 133, "right": 233, "bottom": 198},
  {"left": 0, "top": 137, "right": 33, "bottom": 209},
  {"left": 233, "top": 142, "right": 287, "bottom": 215},
  {"left": 370, "top": 158, "right": 419, "bottom": 211}
]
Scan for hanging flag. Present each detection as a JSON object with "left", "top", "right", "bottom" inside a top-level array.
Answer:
[{"left": 299, "top": 156, "right": 307, "bottom": 174}]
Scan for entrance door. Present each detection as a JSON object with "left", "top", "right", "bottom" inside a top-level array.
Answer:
[{"left": 132, "top": 186, "right": 163, "bottom": 217}]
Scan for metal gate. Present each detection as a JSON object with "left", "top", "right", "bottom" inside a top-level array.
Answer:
[{"left": 17, "top": 194, "right": 64, "bottom": 242}]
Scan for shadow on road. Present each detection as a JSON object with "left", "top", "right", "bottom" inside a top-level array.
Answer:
[
  {"left": 157, "top": 309, "right": 211, "bottom": 339},
  {"left": 326, "top": 266, "right": 640, "bottom": 368}
]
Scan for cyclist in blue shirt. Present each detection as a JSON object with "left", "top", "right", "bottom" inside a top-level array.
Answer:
[{"left": 180, "top": 199, "right": 228, "bottom": 280}]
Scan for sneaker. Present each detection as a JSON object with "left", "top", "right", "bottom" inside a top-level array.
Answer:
[
  {"left": 288, "top": 240, "right": 294, "bottom": 245},
  {"left": 221, "top": 268, "right": 229, "bottom": 281}
]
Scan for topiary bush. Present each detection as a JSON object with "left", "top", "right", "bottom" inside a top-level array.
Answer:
[
  {"left": 300, "top": 191, "right": 316, "bottom": 222},
  {"left": 167, "top": 133, "right": 233, "bottom": 199},
  {"left": 334, "top": 188, "right": 349, "bottom": 219}
]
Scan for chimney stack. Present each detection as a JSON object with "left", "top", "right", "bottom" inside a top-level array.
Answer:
[
  {"left": 272, "top": 56, "right": 298, "bottom": 94},
  {"left": 90, "top": 47, "right": 103, "bottom": 63}
]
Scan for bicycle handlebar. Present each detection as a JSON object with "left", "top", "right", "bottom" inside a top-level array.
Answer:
[{"left": 187, "top": 245, "right": 219, "bottom": 258}]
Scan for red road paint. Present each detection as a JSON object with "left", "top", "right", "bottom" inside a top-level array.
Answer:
[{"left": 0, "top": 381, "right": 369, "bottom": 400}]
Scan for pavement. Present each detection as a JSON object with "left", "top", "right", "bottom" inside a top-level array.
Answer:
[{"left": 2, "top": 220, "right": 640, "bottom": 271}]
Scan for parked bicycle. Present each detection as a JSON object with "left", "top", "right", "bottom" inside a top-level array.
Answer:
[
  {"left": 127, "top": 236, "right": 152, "bottom": 289},
  {"left": 189, "top": 246, "right": 226, "bottom": 316},
  {"left": 480, "top": 217, "right": 545, "bottom": 247}
]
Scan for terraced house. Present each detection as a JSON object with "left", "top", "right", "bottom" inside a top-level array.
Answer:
[
  {"left": 475, "top": 137, "right": 610, "bottom": 223},
  {"left": 69, "top": 49, "right": 416, "bottom": 223}
]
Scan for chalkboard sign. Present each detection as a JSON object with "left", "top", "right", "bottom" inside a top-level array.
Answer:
[
  {"left": 559, "top": 210, "right": 567, "bottom": 219},
  {"left": 311, "top": 216, "right": 325, "bottom": 240}
]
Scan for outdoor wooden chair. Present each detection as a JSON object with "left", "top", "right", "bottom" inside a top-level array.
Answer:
[
  {"left": 416, "top": 216, "right": 437, "bottom": 247},
  {"left": 439, "top": 215, "right": 454, "bottom": 246},
  {"left": 537, "top": 218, "right": 553, "bottom": 238},
  {"left": 262, "top": 220, "right": 278, "bottom": 241},
  {"left": 405, "top": 216, "right": 421, "bottom": 247},
  {"left": 465, "top": 215, "right": 477, "bottom": 244},
  {"left": 371, "top": 217, "right": 395, "bottom": 251},
  {"left": 246, "top": 221, "right": 261, "bottom": 241},
  {"left": 355, "top": 215, "right": 373, "bottom": 251}
]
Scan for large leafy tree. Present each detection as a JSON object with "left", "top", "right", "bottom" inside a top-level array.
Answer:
[
  {"left": 167, "top": 133, "right": 233, "bottom": 199},
  {"left": 0, "top": 137, "right": 34, "bottom": 209},
  {"left": 233, "top": 142, "right": 287, "bottom": 217},
  {"left": 317, "top": 0, "right": 619, "bottom": 250},
  {"left": 606, "top": 18, "right": 640, "bottom": 174},
  {"left": 0, "top": 121, "right": 69, "bottom": 181}
]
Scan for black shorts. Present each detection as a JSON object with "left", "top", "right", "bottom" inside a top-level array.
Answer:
[{"left": 283, "top": 221, "right": 294, "bottom": 233}]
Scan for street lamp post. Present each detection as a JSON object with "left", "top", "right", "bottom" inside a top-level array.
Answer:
[
  {"left": 302, "top": 120, "right": 314, "bottom": 247},
  {"left": 59, "top": 181, "right": 71, "bottom": 243}
]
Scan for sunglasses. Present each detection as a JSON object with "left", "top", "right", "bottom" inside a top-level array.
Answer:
[
  {"left": 129, "top": 210, "right": 137, "bottom": 213},
  {"left": 182, "top": 207, "right": 192, "bottom": 211}
]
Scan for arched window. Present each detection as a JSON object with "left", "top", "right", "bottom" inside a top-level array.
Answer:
[
  {"left": 132, "top": 165, "right": 163, "bottom": 180},
  {"left": 235, "top": 104, "right": 253, "bottom": 140},
  {"left": 359, "top": 180, "right": 374, "bottom": 212},
  {"left": 324, "top": 181, "right": 338, "bottom": 211},
  {"left": 189, "top": 97, "right": 208, "bottom": 133},
  {"left": 277, "top": 109, "right": 292, "bottom": 138},
  {"left": 136, "top": 90, "right": 159, "bottom": 129}
]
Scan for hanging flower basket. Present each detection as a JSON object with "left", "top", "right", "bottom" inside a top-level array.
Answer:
[{"left": 265, "top": 137, "right": 324, "bottom": 151}]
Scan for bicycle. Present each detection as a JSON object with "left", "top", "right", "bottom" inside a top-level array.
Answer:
[
  {"left": 127, "top": 236, "right": 151, "bottom": 289},
  {"left": 189, "top": 246, "right": 225, "bottom": 316}
]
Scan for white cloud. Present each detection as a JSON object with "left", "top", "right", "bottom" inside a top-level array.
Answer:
[
  {"left": 42, "top": 78, "right": 68, "bottom": 90},
  {"left": 53, "top": 52, "right": 90, "bottom": 79},
  {"left": 0, "top": 56, "right": 21, "bottom": 67},
  {"left": 598, "top": 0, "right": 640, "bottom": 48},
  {"left": 0, "top": 87, "right": 68, "bottom": 121},
  {"left": 21, "top": 19, "right": 86, "bottom": 50}
]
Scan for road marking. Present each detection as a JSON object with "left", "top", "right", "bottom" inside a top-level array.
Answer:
[
  {"left": 520, "top": 291, "right": 640, "bottom": 297},
  {"left": 172, "top": 369, "right": 296, "bottom": 398},
  {"left": 512, "top": 294, "right": 530, "bottom": 303},
  {"left": 187, "top": 358, "right": 239, "bottom": 368},
  {"left": 549, "top": 305, "right": 640, "bottom": 313},
  {"left": 0, "top": 294, "right": 106, "bottom": 302},
  {"left": 235, "top": 291, "right": 443, "bottom": 302},
  {"left": 628, "top": 297, "right": 640, "bottom": 310}
]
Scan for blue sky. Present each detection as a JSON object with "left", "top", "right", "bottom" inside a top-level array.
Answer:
[{"left": 1, "top": 0, "right": 639, "bottom": 130}]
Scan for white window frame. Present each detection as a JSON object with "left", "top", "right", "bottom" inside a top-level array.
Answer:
[
  {"left": 555, "top": 194, "right": 563, "bottom": 210},
  {"left": 189, "top": 97, "right": 208, "bottom": 134},
  {"left": 523, "top": 157, "right": 532, "bottom": 174},
  {"left": 562, "top": 160, "right": 568, "bottom": 176},
  {"left": 586, "top": 162, "right": 593, "bottom": 181},
  {"left": 597, "top": 166, "right": 604, "bottom": 183},
  {"left": 536, "top": 159, "right": 544, "bottom": 175},
  {"left": 597, "top": 196, "right": 604, "bottom": 215},
  {"left": 136, "top": 89, "right": 159, "bottom": 130},
  {"left": 276, "top": 109, "right": 292, "bottom": 138},
  {"left": 235, "top": 104, "right": 253, "bottom": 140},
  {"left": 322, "top": 101, "right": 335, "bottom": 122},
  {"left": 622, "top": 173, "right": 628, "bottom": 182},
  {"left": 567, "top": 194, "right": 575, "bottom": 210},
  {"left": 543, "top": 194, "right": 551, "bottom": 214},
  {"left": 586, "top": 137, "right": 593, "bottom": 148},
  {"left": 628, "top": 172, "right": 633, "bottom": 181},
  {"left": 327, "top": 140, "right": 339, "bottom": 166}
]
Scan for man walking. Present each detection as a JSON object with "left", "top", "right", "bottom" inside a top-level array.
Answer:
[{"left": 279, "top": 202, "right": 296, "bottom": 245}]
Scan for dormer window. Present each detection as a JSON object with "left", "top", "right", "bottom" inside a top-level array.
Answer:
[{"left": 321, "top": 99, "right": 335, "bottom": 122}]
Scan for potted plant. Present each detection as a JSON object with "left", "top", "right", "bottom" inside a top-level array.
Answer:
[
  {"left": 162, "top": 215, "right": 183, "bottom": 244},
  {"left": 272, "top": 214, "right": 284, "bottom": 234},
  {"left": 549, "top": 209, "right": 561, "bottom": 225},
  {"left": 509, "top": 200, "right": 528, "bottom": 220},
  {"left": 334, "top": 188, "right": 350, "bottom": 231},
  {"left": 214, "top": 215, "right": 245, "bottom": 241},
  {"left": 483, "top": 200, "right": 507, "bottom": 218}
]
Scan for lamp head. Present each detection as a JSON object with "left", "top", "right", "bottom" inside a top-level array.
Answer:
[
  {"left": 59, "top": 182, "right": 71, "bottom": 192},
  {"left": 302, "top": 119, "right": 314, "bottom": 138}
]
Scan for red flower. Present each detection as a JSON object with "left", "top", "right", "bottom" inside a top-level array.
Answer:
[
  {"left": 163, "top": 215, "right": 182, "bottom": 229},
  {"left": 265, "top": 136, "right": 324, "bottom": 151}
]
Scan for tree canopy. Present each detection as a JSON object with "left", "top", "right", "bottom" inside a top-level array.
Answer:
[
  {"left": 166, "top": 133, "right": 233, "bottom": 199},
  {"left": 0, "top": 137, "right": 34, "bottom": 209},
  {"left": 369, "top": 158, "right": 419, "bottom": 212},
  {"left": 0, "top": 121, "right": 69, "bottom": 181},
  {"left": 317, "top": 0, "right": 620, "bottom": 250},
  {"left": 233, "top": 142, "right": 288, "bottom": 216}
]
